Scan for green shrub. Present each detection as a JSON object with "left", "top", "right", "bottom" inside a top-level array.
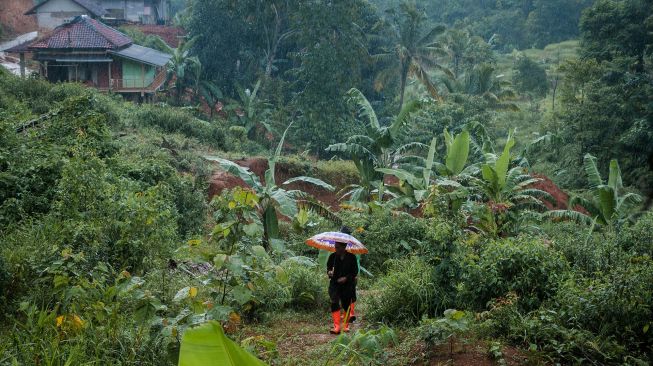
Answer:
[
  {"left": 0, "top": 256, "right": 9, "bottom": 313},
  {"left": 619, "top": 212, "right": 653, "bottom": 257},
  {"left": 355, "top": 212, "right": 431, "bottom": 271},
  {"left": 546, "top": 222, "right": 630, "bottom": 275},
  {"left": 419, "top": 309, "right": 472, "bottom": 347},
  {"left": 366, "top": 257, "right": 438, "bottom": 324},
  {"left": 283, "top": 260, "right": 328, "bottom": 309},
  {"left": 458, "top": 236, "right": 568, "bottom": 311},
  {"left": 506, "top": 307, "right": 627, "bottom": 364},
  {"left": 329, "top": 325, "right": 397, "bottom": 365},
  {"left": 134, "top": 105, "right": 230, "bottom": 150},
  {"left": 552, "top": 261, "right": 653, "bottom": 361}
]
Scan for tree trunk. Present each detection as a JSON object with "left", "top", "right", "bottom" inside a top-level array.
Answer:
[{"left": 399, "top": 62, "right": 409, "bottom": 110}]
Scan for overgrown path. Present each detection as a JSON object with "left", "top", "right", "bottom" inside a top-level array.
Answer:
[{"left": 236, "top": 291, "right": 530, "bottom": 365}]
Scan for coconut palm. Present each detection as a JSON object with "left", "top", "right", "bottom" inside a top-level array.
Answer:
[
  {"left": 373, "top": 0, "right": 452, "bottom": 109},
  {"left": 547, "top": 154, "right": 642, "bottom": 228},
  {"left": 442, "top": 63, "right": 519, "bottom": 111}
]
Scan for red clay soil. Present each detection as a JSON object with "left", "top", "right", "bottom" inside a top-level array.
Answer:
[
  {"left": 530, "top": 173, "right": 589, "bottom": 214},
  {"left": 0, "top": 0, "right": 37, "bottom": 38},
  {"left": 208, "top": 157, "right": 342, "bottom": 210},
  {"left": 127, "top": 24, "right": 185, "bottom": 47}
]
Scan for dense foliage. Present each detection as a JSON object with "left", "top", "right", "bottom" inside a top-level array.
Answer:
[{"left": 1, "top": 0, "right": 652, "bottom": 364}]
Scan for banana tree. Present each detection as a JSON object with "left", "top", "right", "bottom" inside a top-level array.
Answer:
[
  {"left": 205, "top": 123, "right": 334, "bottom": 250},
  {"left": 230, "top": 80, "right": 273, "bottom": 140},
  {"left": 376, "top": 137, "right": 437, "bottom": 209},
  {"left": 468, "top": 131, "right": 553, "bottom": 236},
  {"left": 547, "top": 154, "right": 642, "bottom": 228},
  {"left": 154, "top": 36, "right": 201, "bottom": 105},
  {"left": 434, "top": 129, "right": 478, "bottom": 177},
  {"left": 326, "top": 88, "right": 422, "bottom": 204}
]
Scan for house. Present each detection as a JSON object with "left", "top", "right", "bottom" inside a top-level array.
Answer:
[
  {"left": 100, "top": 0, "right": 168, "bottom": 25},
  {"left": 14, "top": 15, "right": 171, "bottom": 98},
  {"left": 26, "top": 0, "right": 168, "bottom": 29},
  {"left": 26, "top": 0, "right": 107, "bottom": 30}
]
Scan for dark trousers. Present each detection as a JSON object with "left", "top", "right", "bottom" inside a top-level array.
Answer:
[{"left": 329, "top": 282, "right": 354, "bottom": 312}]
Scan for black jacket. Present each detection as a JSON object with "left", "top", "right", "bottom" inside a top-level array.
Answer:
[{"left": 327, "top": 252, "right": 358, "bottom": 285}]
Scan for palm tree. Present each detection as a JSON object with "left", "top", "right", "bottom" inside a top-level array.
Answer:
[
  {"left": 442, "top": 63, "right": 519, "bottom": 111},
  {"left": 373, "top": 0, "right": 452, "bottom": 109},
  {"left": 326, "top": 88, "right": 422, "bottom": 203},
  {"left": 547, "top": 154, "right": 642, "bottom": 229},
  {"left": 205, "top": 124, "right": 335, "bottom": 250},
  {"left": 443, "top": 28, "right": 494, "bottom": 79},
  {"left": 154, "top": 36, "right": 201, "bottom": 104}
]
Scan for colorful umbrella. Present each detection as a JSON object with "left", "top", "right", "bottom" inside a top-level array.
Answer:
[{"left": 306, "top": 232, "right": 368, "bottom": 254}]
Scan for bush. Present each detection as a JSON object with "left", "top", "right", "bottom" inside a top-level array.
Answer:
[
  {"left": 552, "top": 260, "right": 653, "bottom": 361},
  {"left": 283, "top": 260, "right": 328, "bottom": 309},
  {"left": 619, "top": 212, "right": 653, "bottom": 257},
  {"left": 512, "top": 55, "right": 549, "bottom": 98},
  {"left": 355, "top": 212, "right": 431, "bottom": 271},
  {"left": 366, "top": 257, "right": 438, "bottom": 324},
  {"left": 547, "top": 222, "right": 630, "bottom": 275},
  {"left": 0, "top": 256, "right": 9, "bottom": 313},
  {"left": 458, "top": 236, "right": 568, "bottom": 312},
  {"left": 134, "top": 105, "right": 230, "bottom": 150}
]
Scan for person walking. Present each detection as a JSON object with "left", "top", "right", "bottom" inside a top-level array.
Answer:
[
  {"left": 326, "top": 241, "right": 358, "bottom": 334},
  {"left": 340, "top": 226, "right": 360, "bottom": 323}
]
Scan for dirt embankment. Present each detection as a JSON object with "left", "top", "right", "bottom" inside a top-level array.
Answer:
[
  {"left": 208, "top": 159, "right": 583, "bottom": 216},
  {"left": 530, "top": 173, "right": 589, "bottom": 213},
  {"left": 208, "top": 158, "right": 342, "bottom": 210},
  {"left": 0, "top": 0, "right": 37, "bottom": 39}
]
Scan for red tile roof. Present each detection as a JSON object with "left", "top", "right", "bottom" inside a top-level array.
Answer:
[{"left": 30, "top": 16, "right": 131, "bottom": 50}]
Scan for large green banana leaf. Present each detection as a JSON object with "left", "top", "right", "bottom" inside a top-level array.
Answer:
[
  {"left": 178, "top": 321, "right": 267, "bottom": 366},
  {"left": 445, "top": 130, "right": 470, "bottom": 176}
]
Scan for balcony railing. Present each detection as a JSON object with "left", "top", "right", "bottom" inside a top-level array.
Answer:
[{"left": 107, "top": 69, "right": 167, "bottom": 93}]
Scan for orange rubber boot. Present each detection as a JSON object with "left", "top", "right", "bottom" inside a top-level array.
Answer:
[
  {"left": 343, "top": 307, "right": 351, "bottom": 332},
  {"left": 329, "top": 311, "right": 341, "bottom": 334},
  {"left": 349, "top": 302, "right": 356, "bottom": 323}
]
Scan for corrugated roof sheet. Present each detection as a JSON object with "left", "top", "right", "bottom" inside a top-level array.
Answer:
[
  {"left": 109, "top": 44, "right": 172, "bottom": 67},
  {"left": 25, "top": 0, "right": 107, "bottom": 17},
  {"left": 30, "top": 16, "right": 131, "bottom": 50}
]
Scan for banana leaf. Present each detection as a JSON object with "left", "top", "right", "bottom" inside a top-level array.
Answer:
[{"left": 178, "top": 321, "right": 267, "bottom": 366}]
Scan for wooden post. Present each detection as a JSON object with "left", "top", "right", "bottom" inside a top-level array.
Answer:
[
  {"left": 19, "top": 53, "right": 25, "bottom": 78},
  {"left": 141, "top": 63, "right": 145, "bottom": 98},
  {"left": 108, "top": 62, "right": 112, "bottom": 91}
]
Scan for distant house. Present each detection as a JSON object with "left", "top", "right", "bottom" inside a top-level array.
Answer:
[
  {"left": 100, "top": 0, "right": 168, "bottom": 25},
  {"left": 26, "top": 0, "right": 107, "bottom": 29},
  {"left": 26, "top": 0, "right": 168, "bottom": 29},
  {"left": 17, "top": 15, "right": 171, "bottom": 98}
]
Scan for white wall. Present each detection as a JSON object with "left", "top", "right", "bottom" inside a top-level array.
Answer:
[
  {"left": 34, "top": 0, "right": 89, "bottom": 29},
  {"left": 99, "top": 0, "right": 144, "bottom": 22}
]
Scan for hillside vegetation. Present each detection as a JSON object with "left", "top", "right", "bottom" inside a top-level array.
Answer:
[{"left": 1, "top": 0, "right": 652, "bottom": 365}]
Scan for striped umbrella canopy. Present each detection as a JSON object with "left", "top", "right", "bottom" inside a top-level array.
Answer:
[{"left": 306, "top": 232, "right": 368, "bottom": 254}]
